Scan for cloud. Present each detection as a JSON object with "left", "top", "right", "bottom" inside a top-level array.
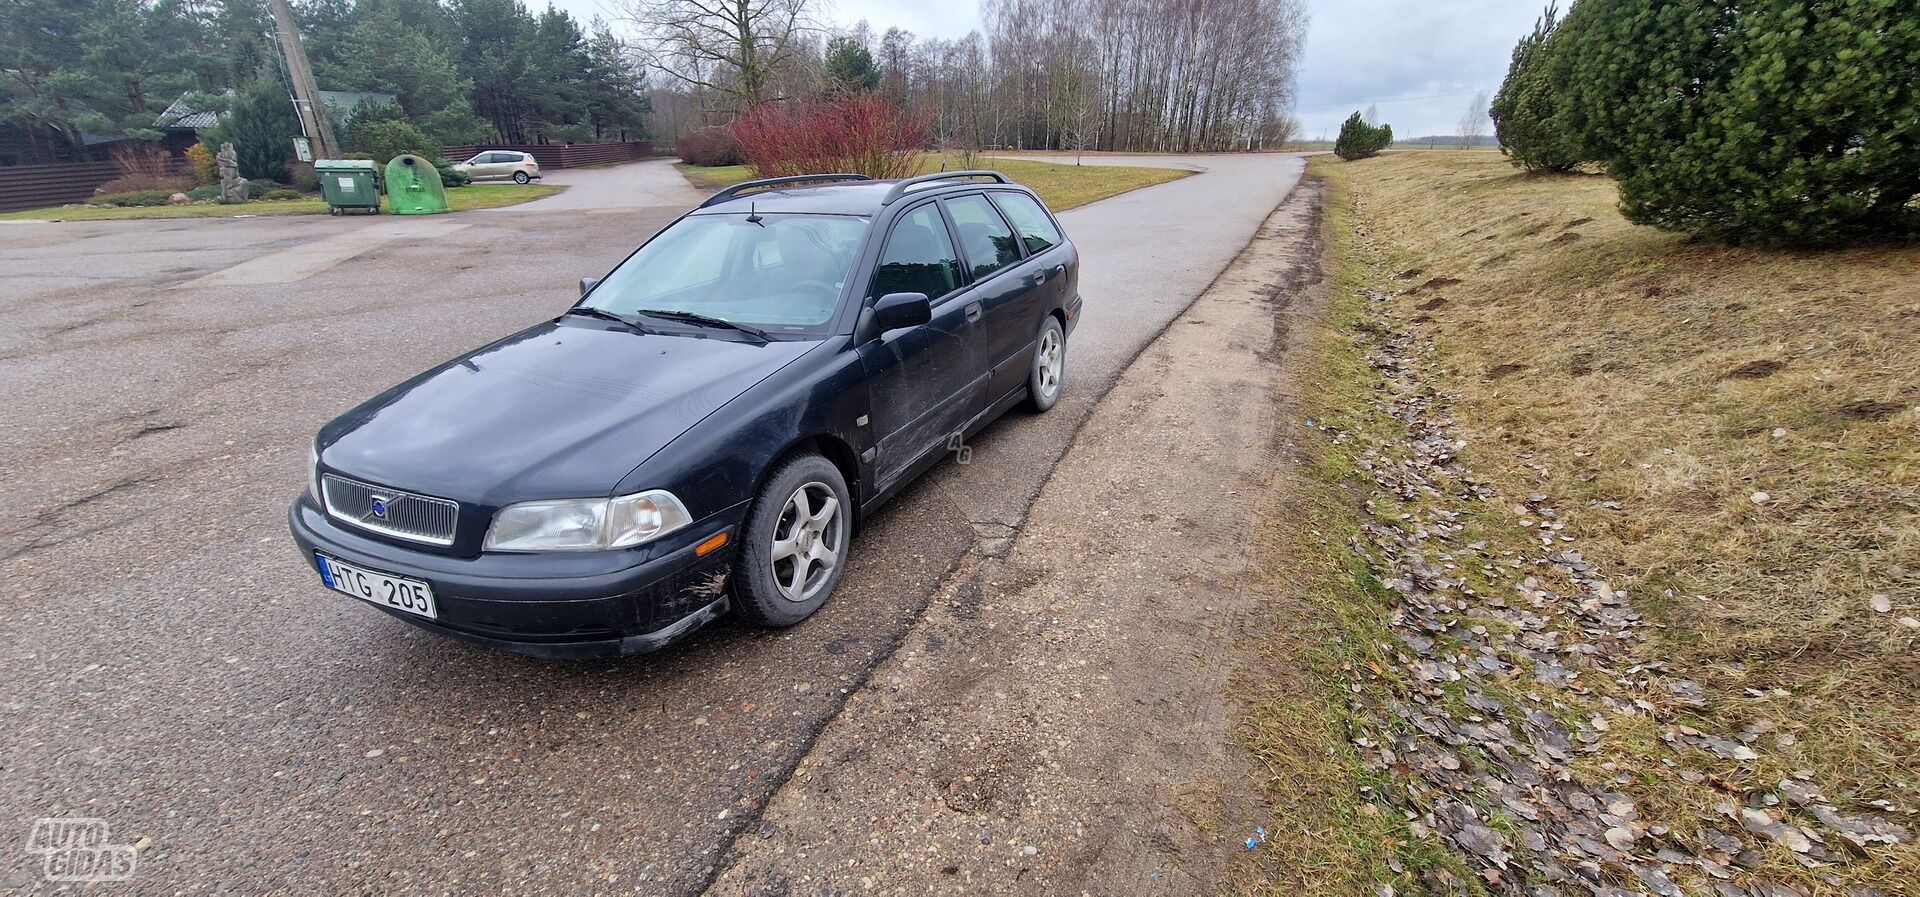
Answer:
[{"left": 1295, "top": 0, "right": 1542, "bottom": 138}]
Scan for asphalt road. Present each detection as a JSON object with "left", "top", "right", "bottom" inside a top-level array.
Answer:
[{"left": 0, "top": 153, "right": 1302, "bottom": 894}]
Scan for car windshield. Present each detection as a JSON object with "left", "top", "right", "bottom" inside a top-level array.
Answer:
[{"left": 582, "top": 213, "right": 869, "bottom": 334}]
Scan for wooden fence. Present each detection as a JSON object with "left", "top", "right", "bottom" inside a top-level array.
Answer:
[
  {"left": 0, "top": 162, "right": 122, "bottom": 213},
  {"left": 441, "top": 141, "right": 655, "bottom": 170}
]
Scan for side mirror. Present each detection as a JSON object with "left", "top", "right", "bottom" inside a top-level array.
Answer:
[
  {"left": 870, "top": 292, "right": 932, "bottom": 333},
  {"left": 579, "top": 276, "right": 599, "bottom": 298}
]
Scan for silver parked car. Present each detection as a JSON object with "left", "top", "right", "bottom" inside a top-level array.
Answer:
[{"left": 454, "top": 150, "right": 542, "bottom": 184}]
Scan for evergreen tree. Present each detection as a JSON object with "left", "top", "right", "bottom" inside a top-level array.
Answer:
[
  {"left": 528, "top": 7, "right": 590, "bottom": 140},
  {"left": 1334, "top": 111, "right": 1392, "bottom": 160},
  {"left": 1559, "top": 0, "right": 1920, "bottom": 243},
  {"left": 336, "top": 7, "right": 489, "bottom": 143},
  {"left": 1490, "top": 3, "right": 1584, "bottom": 172},
  {"left": 214, "top": 77, "right": 301, "bottom": 180},
  {"left": 452, "top": 0, "right": 540, "bottom": 141},
  {"left": 581, "top": 19, "right": 649, "bottom": 140},
  {"left": 824, "top": 37, "right": 881, "bottom": 93},
  {"left": 0, "top": 0, "right": 107, "bottom": 152}
]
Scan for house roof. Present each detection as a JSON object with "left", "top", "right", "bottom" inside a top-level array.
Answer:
[{"left": 154, "top": 94, "right": 224, "bottom": 129}]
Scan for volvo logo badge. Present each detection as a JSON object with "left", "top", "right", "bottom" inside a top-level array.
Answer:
[{"left": 369, "top": 495, "right": 391, "bottom": 519}]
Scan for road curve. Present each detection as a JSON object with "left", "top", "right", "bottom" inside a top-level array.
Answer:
[{"left": 0, "top": 153, "right": 1302, "bottom": 894}]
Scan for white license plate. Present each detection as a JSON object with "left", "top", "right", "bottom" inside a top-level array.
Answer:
[{"left": 315, "top": 553, "right": 438, "bottom": 620}]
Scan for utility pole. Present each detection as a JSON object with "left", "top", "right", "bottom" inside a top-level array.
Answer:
[{"left": 268, "top": 0, "right": 339, "bottom": 160}]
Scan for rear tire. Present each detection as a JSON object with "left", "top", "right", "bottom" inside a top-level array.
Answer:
[
  {"left": 732, "top": 453, "right": 852, "bottom": 627},
  {"left": 513, "top": 171, "right": 531, "bottom": 184},
  {"left": 1025, "top": 316, "right": 1066, "bottom": 412}
]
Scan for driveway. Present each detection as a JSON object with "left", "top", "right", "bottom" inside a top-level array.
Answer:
[
  {"left": 502, "top": 158, "right": 708, "bottom": 212},
  {"left": 0, "top": 153, "right": 1303, "bottom": 893}
]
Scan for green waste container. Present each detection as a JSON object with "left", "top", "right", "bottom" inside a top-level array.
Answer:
[
  {"left": 384, "top": 154, "right": 449, "bottom": 215},
  {"left": 315, "top": 159, "right": 381, "bottom": 215}
]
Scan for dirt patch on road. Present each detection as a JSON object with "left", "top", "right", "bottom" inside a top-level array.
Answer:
[{"left": 707, "top": 182, "right": 1330, "bottom": 895}]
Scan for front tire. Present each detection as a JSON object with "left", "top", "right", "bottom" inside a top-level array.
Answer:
[
  {"left": 733, "top": 454, "right": 851, "bottom": 627},
  {"left": 513, "top": 171, "right": 531, "bottom": 184},
  {"left": 1025, "top": 316, "right": 1065, "bottom": 412}
]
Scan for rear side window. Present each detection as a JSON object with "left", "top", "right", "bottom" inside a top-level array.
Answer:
[
  {"left": 872, "top": 204, "right": 962, "bottom": 299},
  {"left": 944, "top": 194, "right": 1022, "bottom": 279},
  {"left": 992, "top": 193, "right": 1063, "bottom": 254}
]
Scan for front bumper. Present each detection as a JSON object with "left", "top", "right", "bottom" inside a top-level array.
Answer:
[{"left": 287, "top": 496, "right": 743, "bottom": 659}]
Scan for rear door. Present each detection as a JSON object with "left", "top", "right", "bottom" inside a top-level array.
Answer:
[
  {"left": 858, "top": 201, "right": 986, "bottom": 487},
  {"left": 942, "top": 192, "right": 1041, "bottom": 403}
]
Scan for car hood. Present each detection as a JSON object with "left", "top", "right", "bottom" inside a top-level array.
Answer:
[{"left": 318, "top": 319, "right": 816, "bottom": 504}]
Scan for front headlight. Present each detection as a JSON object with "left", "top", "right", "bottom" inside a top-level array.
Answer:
[{"left": 483, "top": 490, "right": 693, "bottom": 552}]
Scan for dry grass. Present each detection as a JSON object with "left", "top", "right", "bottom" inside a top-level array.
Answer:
[
  {"left": 1236, "top": 174, "right": 1489, "bottom": 895},
  {"left": 674, "top": 156, "right": 1190, "bottom": 211},
  {"left": 1309, "top": 151, "right": 1919, "bottom": 892}
]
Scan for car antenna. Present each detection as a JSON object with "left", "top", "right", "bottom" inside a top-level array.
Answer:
[{"left": 745, "top": 202, "right": 763, "bottom": 225}]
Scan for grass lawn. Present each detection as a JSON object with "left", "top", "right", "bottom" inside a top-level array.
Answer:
[
  {"left": 1268, "top": 151, "right": 1919, "bottom": 892},
  {"left": 0, "top": 183, "right": 566, "bottom": 222},
  {"left": 674, "top": 155, "right": 1190, "bottom": 211},
  {"left": 674, "top": 162, "right": 755, "bottom": 191}
]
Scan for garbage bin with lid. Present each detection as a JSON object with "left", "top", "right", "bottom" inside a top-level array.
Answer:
[
  {"left": 314, "top": 159, "right": 381, "bottom": 215},
  {"left": 384, "top": 154, "right": 450, "bottom": 215}
]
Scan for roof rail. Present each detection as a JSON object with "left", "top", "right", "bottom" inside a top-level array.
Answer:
[
  {"left": 699, "top": 173, "right": 873, "bottom": 208},
  {"left": 879, "top": 170, "right": 1010, "bottom": 206}
]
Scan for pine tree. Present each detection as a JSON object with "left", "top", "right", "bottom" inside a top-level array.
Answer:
[
  {"left": 582, "top": 19, "right": 649, "bottom": 141},
  {"left": 1334, "top": 111, "right": 1391, "bottom": 160},
  {"left": 1490, "top": 3, "right": 1583, "bottom": 172},
  {"left": 824, "top": 37, "right": 881, "bottom": 93},
  {"left": 216, "top": 78, "right": 301, "bottom": 181},
  {"left": 1559, "top": 0, "right": 1920, "bottom": 243}
]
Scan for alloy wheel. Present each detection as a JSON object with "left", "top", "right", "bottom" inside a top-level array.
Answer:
[
  {"left": 770, "top": 481, "right": 841, "bottom": 602},
  {"left": 1036, "top": 328, "right": 1063, "bottom": 400}
]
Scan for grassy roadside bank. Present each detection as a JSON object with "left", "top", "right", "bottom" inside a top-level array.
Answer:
[
  {"left": 0, "top": 183, "right": 566, "bottom": 222},
  {"left": 674, "top": 155, "right": 1190, "bottom": 210},
  {"left": 1246, "top": 153, "right": 1917, "bottom": 894}
]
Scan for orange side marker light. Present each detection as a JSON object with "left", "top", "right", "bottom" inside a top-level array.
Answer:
[{"left": 695, "top": 531, "right": 730, "bottom": 556}]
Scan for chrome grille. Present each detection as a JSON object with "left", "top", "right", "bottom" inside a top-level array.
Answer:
[{"left": 321, "top": 474, "right": 459, "bottom": 546}]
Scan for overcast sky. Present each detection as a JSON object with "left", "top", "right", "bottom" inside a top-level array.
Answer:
[{"left": 549, "top": 0, "right": 1544, "bottom": 139}]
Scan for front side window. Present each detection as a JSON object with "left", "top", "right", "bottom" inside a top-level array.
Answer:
[
  {"left": 583, "top": 213, "right": 869, "bottom": 332},
  {"left": 871, "top": 204, "right": 962, "bottom": 299},
  {"left": 943, "top": 194, "right": 1022, "bottom": 279},
  {"left": 992, "top": 192, "right": 1063, "bottom": 254}
]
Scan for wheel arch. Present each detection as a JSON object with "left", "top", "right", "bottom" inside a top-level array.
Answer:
[{"left": 760, "top": 433, "right": 864, "bottom": 530}]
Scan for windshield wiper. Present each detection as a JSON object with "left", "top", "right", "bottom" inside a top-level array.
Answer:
[
  {"left": 564, "top": 305, "right": 655, "bottom": 333},
  {"left": 631, "top": 309, "right": 773, "bottom": 341}
]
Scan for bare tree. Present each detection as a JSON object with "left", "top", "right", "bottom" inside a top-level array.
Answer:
[
  {"left": 637, "top": 0, "right": 1309, "bottom": 153},
  {"left": 627, "top": 0, "right": 818, "bottom": 112},
  {"left": 1458, "top": 90, "right": 1488, "bottom": 148}
]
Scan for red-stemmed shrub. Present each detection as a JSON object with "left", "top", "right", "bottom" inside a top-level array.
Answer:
[
  {"left": 729, "top": 94, "right": 929, "bottom": 180},
  {"left": 677, "top": 127, "right": 743, "bottom": 167}
]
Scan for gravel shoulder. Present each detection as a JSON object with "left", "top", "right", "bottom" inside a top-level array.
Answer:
[{"left": 709, "top": 180, "right": 1330, "bottom": 895}]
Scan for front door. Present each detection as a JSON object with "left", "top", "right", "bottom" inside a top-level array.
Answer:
[
  {"left": 858, "top": 201, "right": 984, "bottom": 487},
  {"left": 943, "top": 193, "right": 1046, "bottom": 402}
]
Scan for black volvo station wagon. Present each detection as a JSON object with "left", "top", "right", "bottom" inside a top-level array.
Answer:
[{"left": 289, "top": 171, "right": 1080, "bottom": 658}]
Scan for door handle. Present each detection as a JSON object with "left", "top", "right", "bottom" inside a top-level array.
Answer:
[{"left": 965, "top": 302, "right": 982, "bottom": 322}]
